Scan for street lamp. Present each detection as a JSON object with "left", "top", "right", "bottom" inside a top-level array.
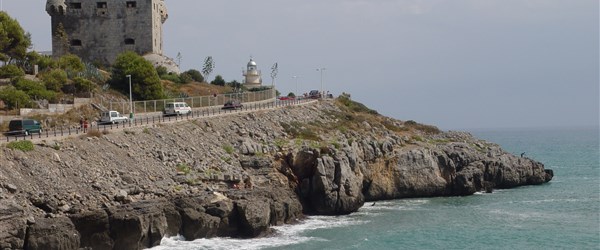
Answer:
[
  {"left": 316, "top": 68, "right": 326, "bottom": 97},
  {"left": 292, "top": 76, "right": 301, "bottom": 97},
  {"left": 126, "top": 75, "right": 133, "bottom": 119}
]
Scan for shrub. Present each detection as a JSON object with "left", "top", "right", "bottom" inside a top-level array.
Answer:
[
  {"left": 183, "top": 69, "right": 203, "bottom": 82},
  {"left": 6, "top": 140, "right": 34, "bottom": 151},
  {"left": 160, "top": 73, "right": 181, "bottom": 83},
  {"left": 0, "top": 65, "right": 24, "bottom": 78},
  {"left": 336, "top": 95, "right": 378, "bottom": 114},
  {"left": 13, "top": 77, "right": 57, "bottom": 102},
  {"left": 404, "top": 120, "right": 441, "bottom": 134},
  {"left": 223, "top": 144, "right": 234, "bottom": 154},
  {"left": 210, "top": 75, "right": 226, "bottom": 86},
  {"left": 40, "top": 69, "right": 68, "bottom": 92},
  {"left": 176, "top": 163, "right": 191, "bottom": 175},
  {"left": 0, "top": 86, "right": 32, "bottom": 108},
  {"left": 58, "top": 54, "right": 84, "bottom": 73}
]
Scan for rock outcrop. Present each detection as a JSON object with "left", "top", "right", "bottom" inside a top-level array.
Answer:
[{"left": 0, "top": 99, "right": 552, "bottom": 249}]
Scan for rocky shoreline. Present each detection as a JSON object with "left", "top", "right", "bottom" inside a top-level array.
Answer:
[{"left": 0, "top": 99, "right": 552, "bottom": 249}]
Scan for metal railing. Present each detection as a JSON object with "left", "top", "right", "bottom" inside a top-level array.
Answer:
[
  {"left": 97, "top": 89, "right": 275, "bottom": 115},
  {"left": 2, "top": 98, "right": 313, "bottom": 143}
]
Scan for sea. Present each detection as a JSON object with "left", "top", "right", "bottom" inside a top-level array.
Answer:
[{"left": 151, "top": 126, "right": 600, "bottom": 250}]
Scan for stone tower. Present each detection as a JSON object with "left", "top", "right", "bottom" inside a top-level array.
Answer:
[
  {"left": 243, "top": 58, "right": 262, "bottom": 89},
  {"left": 46, "top": 0, "right": 168, "bottom": 65}
]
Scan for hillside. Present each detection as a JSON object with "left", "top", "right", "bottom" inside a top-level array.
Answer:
[{"left": 0, "top": 97, "right": 553, "bottom": 249}]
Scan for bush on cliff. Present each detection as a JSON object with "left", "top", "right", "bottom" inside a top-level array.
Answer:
[
  {"left": 336, "top": 95, "right": 378, "bottom": 115},
  {"left": 6, "top": 140, "right": 34, "bottom": 151},
  {"left": 0, "top": 64, "right": 24, "bottom": 78},
  {"left": 404, "top": 120, "right": 441, "bottom": 134}
]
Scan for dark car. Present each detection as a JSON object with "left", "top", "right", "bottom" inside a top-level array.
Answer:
[
  {"left": 222, "top": 100, "right": 243, "bottom": 110},
  {"left": 7, "top": 119, "right": 43, "bottom": 135},
  {"left": 308, "top": 90, "right": 321, "bottom": 99}
]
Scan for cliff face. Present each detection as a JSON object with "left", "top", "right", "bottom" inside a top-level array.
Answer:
[{"left": 0, "top": 98, "right": 552, "bottom": 249}]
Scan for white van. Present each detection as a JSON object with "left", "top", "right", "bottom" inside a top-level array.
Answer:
[{"left": 164, "top": 102, "right": 192, "bottom": 115}]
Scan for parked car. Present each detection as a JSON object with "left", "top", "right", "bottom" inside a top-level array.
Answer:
[
  {"left": 222, "top": 100, "right": 243, "bottom": 110},
  {"left": 278, "top": 96, "right": 295, "bottom": 101},
  {"left": 6, "top": 119, "right": 43, "bottom": 135},
  {"left": 164, "top": 102, "right": 192, "bottom": 116},
  {"left": 308, "top": 90, "right": 321, "bottom": 99},
  {"left": 99, "top": 111, "right": 129, "bottom": 124}
]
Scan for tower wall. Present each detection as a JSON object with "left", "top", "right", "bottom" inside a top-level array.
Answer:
[{"left": 47, "top": 0, "right": 167, "bottom": 65}]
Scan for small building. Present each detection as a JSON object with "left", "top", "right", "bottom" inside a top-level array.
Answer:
[{"left": 243, "top": 58, "right": 262, "bottom": 89}]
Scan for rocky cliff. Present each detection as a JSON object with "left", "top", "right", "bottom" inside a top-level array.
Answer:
[{"left": 0, "top": 97, "right": 552, "bottom": 249}]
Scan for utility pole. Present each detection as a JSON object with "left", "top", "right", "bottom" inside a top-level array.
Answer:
[
  {"left": 126, "top": 75, "right": 133, "bottom": 119},
  {"left": 292, "top": 76, "right": 301, "bottom": 97},
  {"left": 317, "top": 68, "right": 326, "bottom": 97}
]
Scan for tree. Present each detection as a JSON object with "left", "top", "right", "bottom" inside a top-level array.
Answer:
[
  {"left": 40, "top": 69, "right": 68, "bottom": 92},
  {"left": 0, "top": 86, "right": 32, "bottom": 109},
  {"left": 0, "top": 12, "right": 32, "bottom": 63},
  {"left": 26, "top": 52, "right": 56, "bottom": 72},
  {"left": 211, "top": 75, "right": 225, "bottom": 86},
  {"left": 13, "top": 77, "right": 57, "bottom": 101},
  {"left": 110, "top": 51, "right": 164, "bottom": 100},
  {"left": 227, "top": 80, "right": 242, "bottom": 89},
  {"left": 183, "top": 69, "right": 203, "bottom": 82},
  {"left": 201, "top": 56, "right": 214, "bottom": 84}
]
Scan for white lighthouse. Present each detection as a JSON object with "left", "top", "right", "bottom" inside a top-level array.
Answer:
[{"left": 243, "top": 58, "right": 262, "bottom": 89}]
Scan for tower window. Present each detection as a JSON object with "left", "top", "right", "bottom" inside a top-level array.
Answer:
[
  {"left": 126, "top": 1, "right": 137, "bottom": 8},
  {"left": 125, "top": 38, "right": 135, "bottom": 45},
  {"left": 69, "top": 3, "right": 82, "bottom": 9},
  {"left": 71, "top": 39, "right": 82, "bottom": 46},
  {"left": 97, "top": 2, "right": 107, "bottom": 8}
]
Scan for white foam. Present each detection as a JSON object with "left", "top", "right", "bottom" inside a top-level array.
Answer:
[{"left": 148, "top": 215, "right": 367, "bottom": 250}]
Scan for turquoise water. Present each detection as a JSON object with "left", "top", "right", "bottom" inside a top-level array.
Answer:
[{"left": 153, "top": 127, "right": 600, "bottom": 250}]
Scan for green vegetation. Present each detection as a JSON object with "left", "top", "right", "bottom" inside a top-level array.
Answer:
[
  {"left": 6, "top": 140, "right": 34, "bottom": 152},
  {"left": 280, "top": 121, "right": 321, "bottom": 141},
  {"left": 336, "top": 94, "right": 378, "bottom": 115},
  {"left": 13, "top": 77, "right": 57, "bottom": 102},
  {"left": 211, "top": 75, "right": 226, "bottom": 86},
  {"left": 0, "top": 86, "right": 32, "bottom": 109},
  {"left": 0, "top": 12, "right": 31, "bottom": 63},
  {"left": 176, "top": 163, "right": 191, "bottom": 175},
  {"left": 404, "top": 120, "right": 441, "bottom": 134},
  {"left": 182, "top": 69, "right": 204, "bottom": 82},
  {"left": 222, "top": 144, "right": 234, "bottom": 154},
  {"left": 110, "top": 51, "right": 164, "bottom": 100},
  {"left": 0, "top": 64, "right": 24, "bottom": 78},
  {"left": 40, "top": 69, "right": 68, "bottom": 92}
]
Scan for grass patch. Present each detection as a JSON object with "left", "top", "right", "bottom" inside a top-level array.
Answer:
[
  {"left": 404, "top": 120, "right": 441, "bottom": 134},
  {"left": 143, "top": 128, "right": 150, "bottom": 134},
  {"left": 222, "top": 144, "right": 234, "bottom": 154},
  {"left": 335, "top": 95, "right": 378, "bottom": 114},
  {"left": 280, "top": 121, "right": 321, "bottom": 141},
  {"left": 6, "top": 140, "right": 34, "bottom": 152},
  {"left": 176, "top": 163, "right": 191, "bottom": 175},
  {"left": 221, "top": 156, "right": 232, "bottom": 163},
  {"left": 275, "top": 139, "right": 287, "bottom": 149}
]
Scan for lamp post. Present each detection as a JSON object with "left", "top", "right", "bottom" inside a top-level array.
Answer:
[
  {"left": 126, "top": 75, "right": 133, "bottom": 119},
  {"left": 316, "top": 68, "right": 326, "bottom": 97},
  {"left": 292, "top": 76, "right": 300, "bottom": 97}
]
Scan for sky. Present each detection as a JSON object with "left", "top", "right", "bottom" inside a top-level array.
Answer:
[{"left": 2, "top": 0, "right": 599, "bottom": 130}]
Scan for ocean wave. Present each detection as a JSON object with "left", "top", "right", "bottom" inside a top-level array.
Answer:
[{"left": 149, "top": 215, "right": 367, "bottom": 250}]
